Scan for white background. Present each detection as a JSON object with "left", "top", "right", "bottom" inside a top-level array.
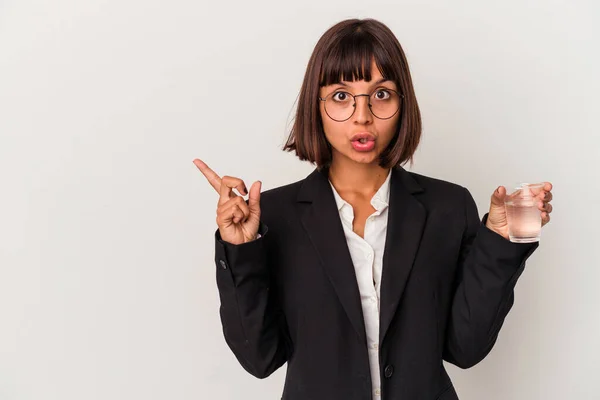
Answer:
[{"left": 1, "top": 0, "right": 598, "bottom": 399}]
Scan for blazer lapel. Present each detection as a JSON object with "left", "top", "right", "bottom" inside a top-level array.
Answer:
[
  {"left": 379, "top": 166, "right": 426, "bottom": 344},
  {"left": 297, "top": 166, "right": 367, "bottom": 345},
  {"left": 296, "top": 165, "right": 427, "bottom": 347}
]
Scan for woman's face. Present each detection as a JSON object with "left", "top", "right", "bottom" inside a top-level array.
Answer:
[{"left": 318, "top": 59, "right": 401, "bottom": 166}]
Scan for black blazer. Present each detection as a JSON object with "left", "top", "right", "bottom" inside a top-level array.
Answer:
[{"left": 214, "top": 165, "right": 539, "bottom": 400}]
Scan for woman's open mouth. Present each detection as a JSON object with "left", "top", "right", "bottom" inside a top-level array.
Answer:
[{"left": 351, "top": 138, "right": 375, "bottom": 152}]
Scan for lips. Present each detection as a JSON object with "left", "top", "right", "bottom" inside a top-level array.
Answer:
[{"left": 350, "top": 132, "right": 376, "bottom": 143}]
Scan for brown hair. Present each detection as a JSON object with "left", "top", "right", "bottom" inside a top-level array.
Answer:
[{"left": 282, "top": 18, "right": 422, "bottom": 170}]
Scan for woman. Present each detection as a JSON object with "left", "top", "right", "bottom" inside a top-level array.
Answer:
[{"left": 193, "top": 18, "right": 553, "bottom": 400}]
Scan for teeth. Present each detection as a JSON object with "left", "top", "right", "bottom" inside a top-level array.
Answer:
[{"left": 359, "top": 138, "right": 367, "bottom": 143}]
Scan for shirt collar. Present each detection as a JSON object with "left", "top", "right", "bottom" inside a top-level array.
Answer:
[{"left": 328, "top": 168, "right": 392, "bottom": 212}]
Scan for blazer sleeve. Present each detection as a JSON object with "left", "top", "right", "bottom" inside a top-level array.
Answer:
[
  {"left": 214, "top": 221, "right": 292, "bottom": 379},
  {"left": 442, "top": 186, "right": 539, "bottom": 369}
]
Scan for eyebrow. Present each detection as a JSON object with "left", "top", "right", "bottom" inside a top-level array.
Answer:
[{"left": 334, "top": 78, "right": 392, "bottom": 88}]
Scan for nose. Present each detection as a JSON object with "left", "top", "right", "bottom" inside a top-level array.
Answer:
[{"left": 352, "top": 94, "right": 373, "bottom": 124}]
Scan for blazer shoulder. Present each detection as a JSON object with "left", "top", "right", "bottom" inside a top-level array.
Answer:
[
  {"left": 403, "top": 169, "right": 474, "bottom": 217},
  {"left": 407, "top": 170, "right": 467, "bottom": 197},
  {"left": 256, "top": 176, "right": 306, "bottom": 226},
  {"left": 260, "top": 177, "right": 304, "bottom": 204}
]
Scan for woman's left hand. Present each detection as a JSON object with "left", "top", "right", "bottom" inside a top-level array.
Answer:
[{"left": 485, "top": 182, "right": 553, "bottom": 240}]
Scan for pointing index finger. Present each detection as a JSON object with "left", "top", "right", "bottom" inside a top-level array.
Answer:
[{"left": 193, "top": 159, "right": 221, "bottom": 193}]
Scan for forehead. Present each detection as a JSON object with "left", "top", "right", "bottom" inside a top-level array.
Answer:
[
  {"left": 333, "top": 77, "right": 392, "bottom": 88},
  {"left": 320, "top": 57, "right": 393, "bottom": 90},
  {"left": 321, "top": 77, "right": 395, "bottom": 94}
]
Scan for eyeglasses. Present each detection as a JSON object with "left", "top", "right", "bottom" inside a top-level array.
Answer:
[{"left": 318, "top": 88, "right": 403, "bottom": 122}]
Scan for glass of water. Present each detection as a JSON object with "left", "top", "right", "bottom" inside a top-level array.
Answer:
[{"left": 504, "top": 183, "right": 545, "bottom": 243}]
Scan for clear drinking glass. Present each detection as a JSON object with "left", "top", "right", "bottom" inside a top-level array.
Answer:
[{"left": 504, "top": 183, "right": 544, "bottom": 243}]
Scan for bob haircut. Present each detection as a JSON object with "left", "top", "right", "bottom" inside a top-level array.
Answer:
[{"left": 283, "top": 18, "right": 422, "bottom": 170}]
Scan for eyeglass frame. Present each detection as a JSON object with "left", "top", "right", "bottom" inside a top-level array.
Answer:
[{"left": 318, "top": 87, "right": 404, "bottom": 122}]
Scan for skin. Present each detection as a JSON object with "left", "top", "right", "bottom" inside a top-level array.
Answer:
[
  {"left": 318, "top": 57, "right": 401, "bottom": 238},
  {"left": 192, "top": 158, "right": 261, "bottom": 245},
  {"left": 193, "top": 58, "right": 553, "bottom": 243}
]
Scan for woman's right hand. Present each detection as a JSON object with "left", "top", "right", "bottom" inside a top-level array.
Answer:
[{"left": 193, "top": 158, "right": 262, "bottom": 245}]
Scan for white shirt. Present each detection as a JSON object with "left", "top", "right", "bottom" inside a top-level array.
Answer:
[{"left": 328, "top": 169, "right": 392, "bottom": 399}]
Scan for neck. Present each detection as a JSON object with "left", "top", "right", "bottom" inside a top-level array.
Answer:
[{"left": 328, "top": 158, "right": 390, "bottom": 196}]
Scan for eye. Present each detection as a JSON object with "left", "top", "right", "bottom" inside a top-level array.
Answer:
[
  {"left": 332, "top": 91, "right": 352, "bottom": 102},
  {"left": 373, "top": 89, "right": 391, "bottom": 100}
]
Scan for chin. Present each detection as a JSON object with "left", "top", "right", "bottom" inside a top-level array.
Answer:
[
  {"left": 349, "top": 151, "right": 380, "bottom": 164},
  {"left": 331, "top": 146, "right": 381, "bottom": 165}
]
